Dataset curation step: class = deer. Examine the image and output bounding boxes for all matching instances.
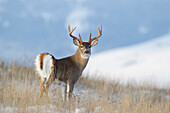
[34,24,102,101]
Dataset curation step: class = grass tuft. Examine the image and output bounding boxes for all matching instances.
[0,60,169,112]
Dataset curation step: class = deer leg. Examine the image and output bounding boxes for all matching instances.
[61,81,67,101]
[44,84,49,97]
[44,75,55,97]
[67,82,74,101]
[40,85,44,97]
[39,77,44,97]
[66,81,70,101]
[61,81,74,102]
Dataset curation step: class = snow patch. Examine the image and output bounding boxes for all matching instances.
[83,34,170,89]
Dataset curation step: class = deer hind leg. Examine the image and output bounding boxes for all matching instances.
[38,76,45,97]
[44,73,55,97]
[44,84,49,97]
[43,54,55,97]
[38,75,48,97]
[40,77,54,97]
[34,53,55,97]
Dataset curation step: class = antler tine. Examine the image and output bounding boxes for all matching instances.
[89,24,102,42]
[98,24,102,35]
[68,24,79,40]
[79,33,83,43]
[88,33,92,43]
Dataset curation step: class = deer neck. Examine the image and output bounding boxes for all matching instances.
[71,48,89,71]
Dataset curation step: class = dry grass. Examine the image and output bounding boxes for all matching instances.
[0,60,169,113]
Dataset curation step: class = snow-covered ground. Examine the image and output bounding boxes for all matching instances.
[83,34,170,89]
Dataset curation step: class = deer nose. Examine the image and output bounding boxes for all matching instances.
[84,51,90,54]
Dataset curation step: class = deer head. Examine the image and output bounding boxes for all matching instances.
[68,25,102,59]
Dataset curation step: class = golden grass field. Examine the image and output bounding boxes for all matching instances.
[0,60,169,113]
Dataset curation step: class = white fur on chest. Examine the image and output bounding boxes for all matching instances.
[81,54,90,59]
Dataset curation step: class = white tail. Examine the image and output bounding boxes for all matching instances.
[34,25,102,101]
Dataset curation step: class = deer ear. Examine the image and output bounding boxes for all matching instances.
[73,39,80,46]
[90,39,98,47]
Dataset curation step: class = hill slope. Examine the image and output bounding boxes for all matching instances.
[83,34,170,89]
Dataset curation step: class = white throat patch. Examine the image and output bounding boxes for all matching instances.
[81,54,90,59]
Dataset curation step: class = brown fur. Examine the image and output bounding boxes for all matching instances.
[35,25,102,100]
[35,48,89,99]
[54,48,89,83]
[52,48,89,100]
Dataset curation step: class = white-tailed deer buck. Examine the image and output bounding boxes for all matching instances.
[34,24,102,101]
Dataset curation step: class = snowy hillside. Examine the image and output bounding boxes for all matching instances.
[83,34,170,89]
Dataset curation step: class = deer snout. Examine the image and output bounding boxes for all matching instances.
[84,50,90,54]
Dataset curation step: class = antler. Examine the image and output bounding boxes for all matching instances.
[88,24,102,43]
[68,25,83,43]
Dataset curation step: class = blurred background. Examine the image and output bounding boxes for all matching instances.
[0,0,169,61]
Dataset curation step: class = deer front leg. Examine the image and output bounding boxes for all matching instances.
[67,81,74,101]
[61,81,74,102]
[61,81,67,101]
